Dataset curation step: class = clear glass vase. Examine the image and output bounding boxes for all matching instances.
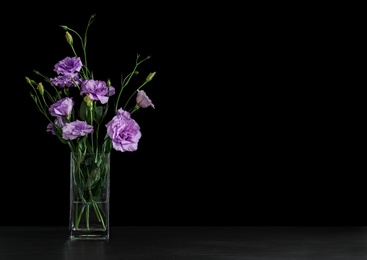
[69,152,110,241]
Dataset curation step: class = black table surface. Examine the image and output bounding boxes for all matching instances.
[1,226,367,259]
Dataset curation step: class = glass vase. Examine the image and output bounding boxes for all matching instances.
[69,152,110,241]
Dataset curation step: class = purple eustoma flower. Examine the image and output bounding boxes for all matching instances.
[54,57,83,75]
[80,80,116,104]
[136,90,155,108]
[46,117,67,135]
[62,120,94,140]
[50,57,83,88]
[49,97,74,117]
[50,74,82,88]
[106,108,141,152]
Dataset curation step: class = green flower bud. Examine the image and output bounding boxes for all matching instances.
[25,76,32,85]
[37,82,44,95]
[84,95,93,107]
[65,31,73,45]
[145,72,156,82]
[30,93,38,103]
[107,79,111,87]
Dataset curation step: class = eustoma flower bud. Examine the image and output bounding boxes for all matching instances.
[65,31,73,45]
[84,94,93,108]
[136,90,155,109]
[37,82,44,95]
[145,72,156,82]
[25,76,32,85]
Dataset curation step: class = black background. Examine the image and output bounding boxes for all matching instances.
[1,2,363,226]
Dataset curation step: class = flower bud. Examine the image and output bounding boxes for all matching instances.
[65,31,73,45]
[145,72,156,82]
[37,82,44,95]
[107,79,111,87]
[30,93,38,103]
[136,90,155,109]
[84,94,93,107]
[25,77,32,85]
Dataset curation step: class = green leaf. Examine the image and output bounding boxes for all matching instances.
[79,100,87,121]
[94,106,104,123]
[103,138,113,154]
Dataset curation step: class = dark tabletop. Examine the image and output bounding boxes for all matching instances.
[1,226,367,259]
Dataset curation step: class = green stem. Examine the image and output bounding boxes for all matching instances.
[86,204,90,230]
[116,54,151,112]
[89,189,106,230]
[93,201,106,230]
[75,204,85,229]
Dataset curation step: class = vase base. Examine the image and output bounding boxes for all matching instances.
[69,235,109,241]
[70,229,109,241]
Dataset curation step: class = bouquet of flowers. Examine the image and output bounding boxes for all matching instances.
[25,14,156,236]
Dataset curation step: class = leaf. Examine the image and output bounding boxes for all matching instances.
[79,100,87,121]
[103,138,113,154]
[94,106,104,123]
